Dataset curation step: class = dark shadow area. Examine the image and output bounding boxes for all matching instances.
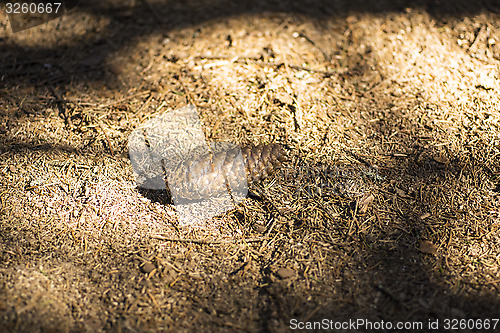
[268,149,500,326]
[137,187,174,205]
[0,0,499,90]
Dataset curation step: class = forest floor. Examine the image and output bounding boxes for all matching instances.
[0,0,500,332]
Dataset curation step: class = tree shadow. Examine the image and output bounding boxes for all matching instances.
[0,0,498,90]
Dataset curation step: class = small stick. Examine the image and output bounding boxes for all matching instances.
[177,76,196,105]
[195,55,338,76]
[297,31,330,62]
[98,122,114,155]
[50,87,73,127]
[343,148,373,168]
[152,235,264,244]
[250,182,281,230]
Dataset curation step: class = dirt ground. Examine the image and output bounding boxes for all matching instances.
[0,0,500,332]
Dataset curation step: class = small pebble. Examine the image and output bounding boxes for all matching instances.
[140,262,155,274]
[419,240,438,254]
[276,267,295,279]
[254,223,266,233]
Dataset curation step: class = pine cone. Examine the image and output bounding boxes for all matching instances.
[168,143,286,200]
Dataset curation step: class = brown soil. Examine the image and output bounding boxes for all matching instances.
[1,0,500,332]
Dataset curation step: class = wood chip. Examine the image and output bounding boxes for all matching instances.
[419,240,438,254]
[419,213,431,220]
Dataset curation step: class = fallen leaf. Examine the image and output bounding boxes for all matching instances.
[358,193,375,213]
[433,155,449,164]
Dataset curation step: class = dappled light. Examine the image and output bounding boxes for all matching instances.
[0,0,499,331]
